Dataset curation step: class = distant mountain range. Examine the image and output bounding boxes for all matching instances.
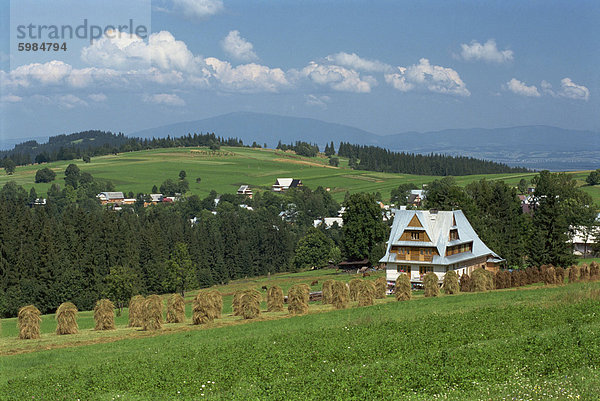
[132,112,600,171]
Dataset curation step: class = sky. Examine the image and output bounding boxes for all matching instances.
[0,0,599,146]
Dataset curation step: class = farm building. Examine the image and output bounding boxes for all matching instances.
[237,185,253,198]
[272,178,302,192]
[380,209,504,286]
[97,192,125,205]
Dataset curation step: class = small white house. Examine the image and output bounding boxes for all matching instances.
[380,209,504,287]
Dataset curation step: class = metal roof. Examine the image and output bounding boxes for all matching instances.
[379,209,503,265]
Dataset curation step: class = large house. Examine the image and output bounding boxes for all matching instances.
[272,178,302,192]
[380,209,504,286]
[97,192,125,205]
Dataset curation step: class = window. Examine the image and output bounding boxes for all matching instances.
[449,229,459,241]
[419,266,433,274]
[420,249,423,255]
[411,232,420,240]
[397,265,411,274]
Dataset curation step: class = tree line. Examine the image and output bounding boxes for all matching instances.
[337,142,528,175]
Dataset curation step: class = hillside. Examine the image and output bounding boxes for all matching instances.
[1,146,598,204]
[1,269,599,400]
[131,112,600,171]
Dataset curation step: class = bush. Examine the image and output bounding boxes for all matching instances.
[442,270,459,294]
[423,272,439,297]
[322,280,334,304]
[142,295,163,331]
[55,302,78,335]
[395,274,411,301]
[18,305,41,339]
[471,268,494,292]
[267,286,284,312]
[331,281,349,309]
[288,284,309,315]
[166,293,185,323]
[34,167,56,183]
[94,299,115,331]
[357,280,375,307]
[374,277,387,299]
[128,295,145,327]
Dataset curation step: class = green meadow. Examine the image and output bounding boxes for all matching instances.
[1,269,600,400]
[1,146,597,203]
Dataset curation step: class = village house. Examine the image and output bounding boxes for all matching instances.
[380,209,504,287]
[272,178,302,192]
[407,189,425,207]
[97,191,125,205]
[237,185,253,198]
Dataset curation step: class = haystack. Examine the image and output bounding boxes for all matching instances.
[288,284,309,315]
[208,290,223,319]
[349,278,362,301]
[94,299,115,331]
[471,268,494,292]
[442,270,460,294]
[374,277,387,299]
[239,290,261,319]
[166,293,185,323]
[395,274,411,301]
[193,291,215,324]
[423,272,439,297]
[544,266,556,285]
[590,262,599,280]
[321,280,334,304]
[580,264,590,281]
[555,266,565,285]
[142,294,163,331]
[232,291,244,316]
[331,280,349,309]
[568,265,580,283]
[459,273,472,292]
[55,302,78,335]
[128,295,145,327]
[267,285,284,312]
[357,280,375,307]
[18,305,41,339]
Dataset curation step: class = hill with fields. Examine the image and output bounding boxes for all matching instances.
[1,269,600,400]
[131,111,600,171]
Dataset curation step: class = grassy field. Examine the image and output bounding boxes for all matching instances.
[1,146,596,203]
[1,270,600,400]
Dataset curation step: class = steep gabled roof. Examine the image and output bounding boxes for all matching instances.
[379,209,502,265]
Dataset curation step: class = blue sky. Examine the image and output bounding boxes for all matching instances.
[1,0,598,145]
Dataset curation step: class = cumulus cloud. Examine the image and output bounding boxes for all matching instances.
[459,39,513,63]
[385,58,470,96]
[143,93,186,106]
[557,78,590,101]
[505,78,540,97]
[221,31,258,62]
[57,94,88,109]
[299,62,376,93]
[0,94,22,103]
[172,0,223,19]
[205,57,289,92]
[88,93,107,102]
[325,52,391,72]
[305,94,331,108]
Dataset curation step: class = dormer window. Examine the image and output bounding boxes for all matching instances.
[449,229,459,241]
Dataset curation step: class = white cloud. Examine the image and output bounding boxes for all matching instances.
[6,60,73,87]
[505,78,540,97]
[172,0,223,19]
[300,62,376,93]
[204,57,289,92]
[82,31,204,73]
[0,94,22,103]
[459,39,513,63]
[143,93,186,106]
[57,94,88,109]
[385,58,470,96]
[325,52,391,72]
[305,94,331,108]
[221,31,258,62]
[557,78,590,101]
[88,93,107,102]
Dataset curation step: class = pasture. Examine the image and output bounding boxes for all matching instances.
[1,269,600,400]
[1,146,596,203]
